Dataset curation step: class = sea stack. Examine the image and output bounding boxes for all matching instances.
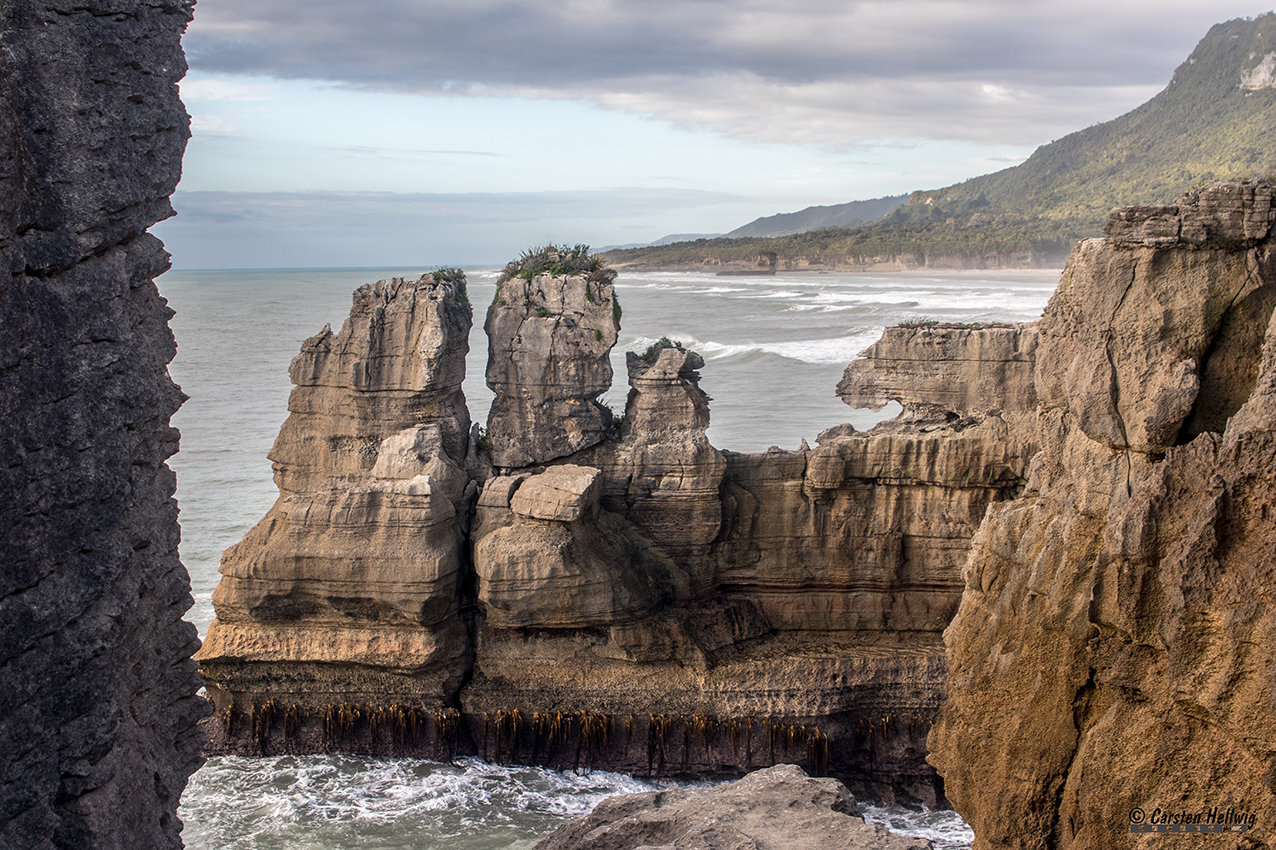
[196,273,476,753]
[484,247,621,468]
[197,245,1046,803]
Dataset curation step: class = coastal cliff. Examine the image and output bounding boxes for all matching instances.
[196,275,476,743]
[0,1,204,847]
[929,182,1276,848]
[199,185,1276,831]
[197,248,1039,802]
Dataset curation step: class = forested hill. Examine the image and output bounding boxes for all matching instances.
[911,13,1276,218]
[606,13,1276,271]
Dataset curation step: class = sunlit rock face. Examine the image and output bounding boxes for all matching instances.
[484,272,620,468]
[596,342,727,596]
[930,182,1276,850]
[199,241,1072,802]
[196,276,476,734]
[0,0,205,847]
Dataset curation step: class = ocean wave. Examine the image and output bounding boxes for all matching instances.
[762,333,884,364]
[180,754,968,850]
[180,755,682,850]
[860,802,973,850]
[617,331,885,366]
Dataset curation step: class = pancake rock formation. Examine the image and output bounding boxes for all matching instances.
[0,0,204,847]
[929,182,1276,849]
[196,274,476,747]
[199,245,1043,804]
[485,266,620,467]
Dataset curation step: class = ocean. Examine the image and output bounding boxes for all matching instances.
[160,265,1060,849]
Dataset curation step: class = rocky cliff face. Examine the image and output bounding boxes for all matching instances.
[199,262,1039,803]
[196,276,475,743]
[929,182,1276,848]
[0,1,203,848]
[485,271,619,467]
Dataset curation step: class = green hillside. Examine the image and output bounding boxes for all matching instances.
[918,13,1276,218]
[608,14,1276,270]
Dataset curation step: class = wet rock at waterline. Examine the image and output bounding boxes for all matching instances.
[534,764,932,850]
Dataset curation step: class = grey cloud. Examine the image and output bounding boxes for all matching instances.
[183,1,1273,146]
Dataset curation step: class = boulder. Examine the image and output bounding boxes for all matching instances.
[534,764,931,850]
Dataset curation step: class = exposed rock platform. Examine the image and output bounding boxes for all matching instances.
[534,764,931,850]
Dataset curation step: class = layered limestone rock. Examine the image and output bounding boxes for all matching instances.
[535,764,931,850]
[0,1,205,847]
[200,249,1041,802]
[485,271,620,467]
[273,275,473,493]
[929,182,1276,849]
[466,295,1039,800]
[473,464,690,629]
[196,275,475,751]
[838,323,1038,417]
[598,341,727,595]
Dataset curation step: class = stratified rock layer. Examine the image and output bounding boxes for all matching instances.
[0,0,204,847]
[196,276,475,744]
[599,343,727,595]
[929,182,1276,849]
[535,764,932,850]
[839,323,1038,417]
[485,272,620,467]
[202,260,1042,802]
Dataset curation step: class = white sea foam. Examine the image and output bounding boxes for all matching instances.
[181,755,970,850]
[180,756,700,850]
[860,802,974,850]
[761,332,884,365]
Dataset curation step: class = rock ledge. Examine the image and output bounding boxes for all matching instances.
[534,764,931,850]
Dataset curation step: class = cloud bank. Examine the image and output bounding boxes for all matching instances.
[184,0,1273,147]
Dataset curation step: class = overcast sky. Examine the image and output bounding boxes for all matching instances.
[153,1,1276,269]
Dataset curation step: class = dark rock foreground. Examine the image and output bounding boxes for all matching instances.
[0,0,204,847]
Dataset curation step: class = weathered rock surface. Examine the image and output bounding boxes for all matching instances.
[473,464,689,629]
[839,323,1038,417]
[485,272,620,467]
[273,276,473,493]
[200,256,1048,803]
[196,276,475,744]
[0,0,204,847]
[595,342,728,596]
[534,764,931,850]
[929,182,1276,849]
